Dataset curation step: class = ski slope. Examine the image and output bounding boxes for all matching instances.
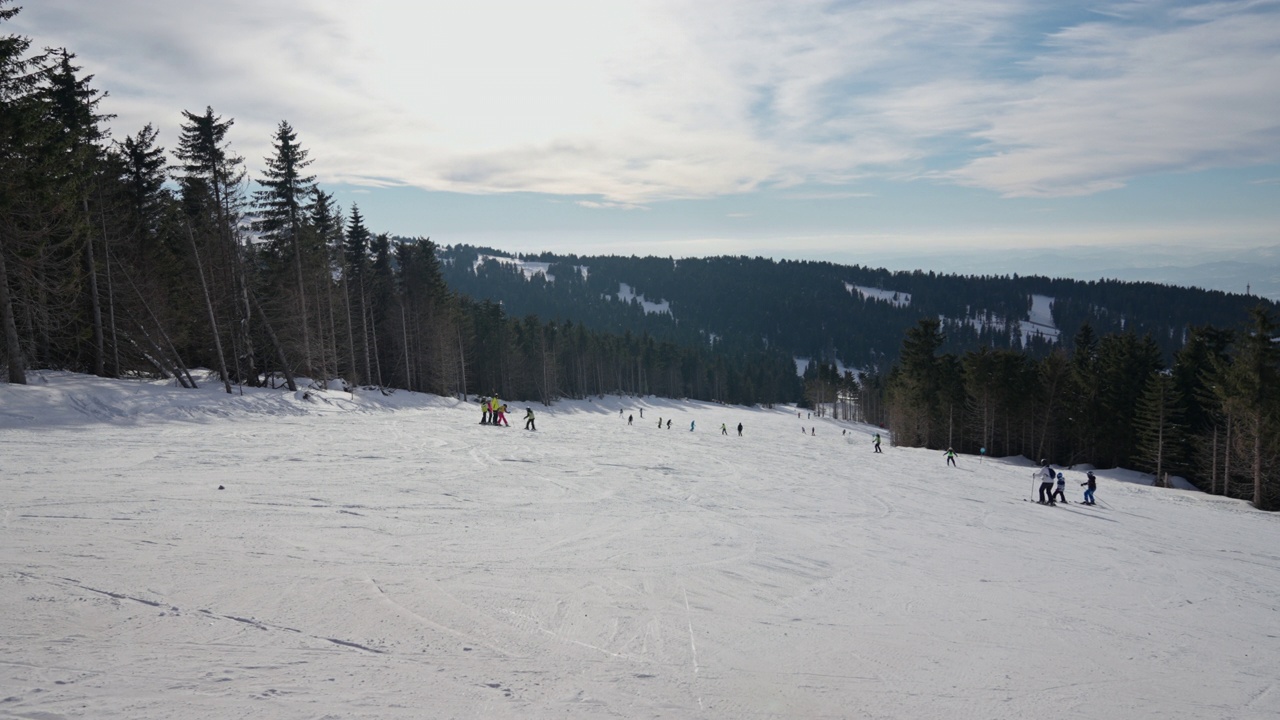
[2,373,1279,719]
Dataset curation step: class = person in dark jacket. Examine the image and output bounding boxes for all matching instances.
[1081,471,1097,505]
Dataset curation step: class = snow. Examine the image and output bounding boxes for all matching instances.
[1020,293,1061,342]
[847,283,912,307]
[4,372,1280,719]
[474,254,587,284]
[615,282,672,316]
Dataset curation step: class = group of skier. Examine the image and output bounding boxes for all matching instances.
[1035,460,1098,506]
[478,395,536,431]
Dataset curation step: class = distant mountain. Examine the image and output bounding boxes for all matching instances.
[871,244,1280,301]
[433,244,1276,372]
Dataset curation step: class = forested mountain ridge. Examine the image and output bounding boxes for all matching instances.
[434,244,1275,370]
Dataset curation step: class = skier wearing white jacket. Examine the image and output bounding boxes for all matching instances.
[1036,462,1056,505]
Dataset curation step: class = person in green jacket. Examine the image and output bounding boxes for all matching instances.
[945,447,957,467]
[524,408,536,431]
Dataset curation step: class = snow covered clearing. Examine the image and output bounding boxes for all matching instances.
[847,283,912,308]
[1021,293,1061,342]
[474,255,586,283]
[3,373,1279,719]
[615,283,672,316]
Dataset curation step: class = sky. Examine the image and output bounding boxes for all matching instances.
[4,371,1280,718]
[12,0,1280,279]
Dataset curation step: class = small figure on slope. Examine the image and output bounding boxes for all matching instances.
[737,422,743,436]
[524,408,536,431]
[945,447,957,467]
[721,423,727,435]
[1051,472,1068,504]
[873,433,882,453]
[1081,471,1097,505]
[690,420,696,432]
[628,414,633,426]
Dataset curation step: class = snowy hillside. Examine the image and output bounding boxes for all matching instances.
[3,374,1279,719]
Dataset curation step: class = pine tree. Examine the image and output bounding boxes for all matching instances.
[252,120,317,376]
[1134,370,1186,486]
[1217,307,1280,509]
[0,0,50,383]
[174,107,244,392]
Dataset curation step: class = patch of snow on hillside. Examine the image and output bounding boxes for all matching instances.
[616,282,672,315]
[1020,294,1060,342]
[847,282,911,307]
[474,254,555,282]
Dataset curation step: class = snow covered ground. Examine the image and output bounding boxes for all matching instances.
[3,373,1279,719]
[615,283,672,316]
[846,283,912,308]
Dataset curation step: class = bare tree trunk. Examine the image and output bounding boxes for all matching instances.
[400,301,411,390]
[249,290,298,392]
[341,272,358,386]
[0,241,27,384]
[292,230,311,377]
[82,204,105,377]
[1224,412,1233,499]
[97,199,120,377]
[186,222,233,394]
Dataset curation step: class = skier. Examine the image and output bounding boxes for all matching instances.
[873,433,882,453]
[524,408,536,431]
[737,422,743,436]
[666,419,672,429]
[945,447,957,467]
[628,414,633,426]
[658,417,663,429]
[810,427,815,436]
[480,396,490,425]
[1051,472,1068,503]
[690,420,696,432]
[639,408,644,419]
[497,403,510,427]
[721,423,727,435]
[1081,471,1097,505]
[1035,461,1055,504]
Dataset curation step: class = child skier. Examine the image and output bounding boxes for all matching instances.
[1051,472,1067,503]
[496,403,510,427]
[945,447,957,467]
[873,433,882,453]
[523,408,536,431]
[721,423,727,435]
[1081,471,1097,505]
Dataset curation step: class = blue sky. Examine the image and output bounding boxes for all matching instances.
[13,0,1280,275]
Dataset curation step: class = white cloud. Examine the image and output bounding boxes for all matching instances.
[13,0,1280,202]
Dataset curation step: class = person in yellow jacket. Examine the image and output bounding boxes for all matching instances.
[524,407,536,431]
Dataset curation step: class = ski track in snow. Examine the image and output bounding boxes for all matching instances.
[2,373,1280,719]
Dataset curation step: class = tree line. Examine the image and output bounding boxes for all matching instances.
[0,4,799,408]
[877,315,1279,511]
